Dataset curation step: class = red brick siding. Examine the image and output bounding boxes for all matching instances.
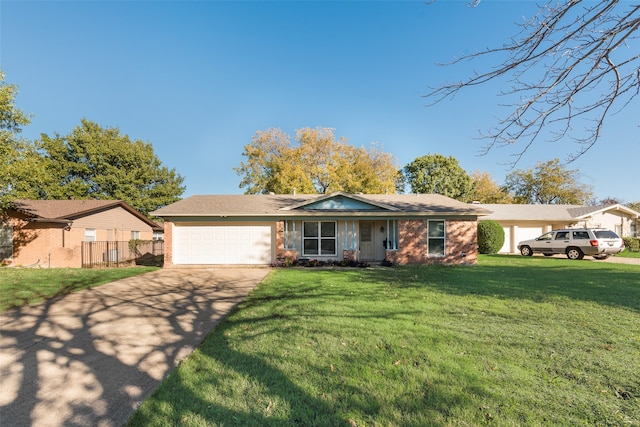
[3,209,155,268]
[275,221,298,261]
[385,219,478,265]
[163,221,174,267]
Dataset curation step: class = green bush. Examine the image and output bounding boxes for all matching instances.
[477,220,505,254]
[623,237,640,252]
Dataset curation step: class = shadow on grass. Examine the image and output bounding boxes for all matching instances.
[129,310,487,427]
[128,270,497,427]
[0,268,268,427]
[129,259,639,425]
[371,255,640,313]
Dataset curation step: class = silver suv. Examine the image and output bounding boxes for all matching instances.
[518,228,625,260]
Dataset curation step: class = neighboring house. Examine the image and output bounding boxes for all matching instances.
[150,192,491,267]
[477,203,640,254]
[1,200,162,268]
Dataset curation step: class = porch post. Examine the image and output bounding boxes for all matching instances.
[352,220,356,251]
[344,221,348,250]
[284,220,289,249]
[292,221,296,249]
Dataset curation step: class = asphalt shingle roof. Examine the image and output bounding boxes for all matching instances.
[152,193,492,217]
[11,199,162,230]
[12,199,125,219]
[476,203,640,221]
[476,204,579,221]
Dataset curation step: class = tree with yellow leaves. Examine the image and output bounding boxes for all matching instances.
[235,127,399,194]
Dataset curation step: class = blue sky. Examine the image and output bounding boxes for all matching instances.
[2,1,638,203]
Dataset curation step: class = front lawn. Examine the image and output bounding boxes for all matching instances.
[128,255,640,426]
[618,250,640,258]
[0,266,158,312]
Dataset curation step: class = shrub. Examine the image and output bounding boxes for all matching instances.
[477,220,505,254]
[623,237,640,252]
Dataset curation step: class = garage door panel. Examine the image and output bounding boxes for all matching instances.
[173,225,272,265]
[515,227,544,252]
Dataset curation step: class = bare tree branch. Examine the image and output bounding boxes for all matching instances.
[426,0,640,165]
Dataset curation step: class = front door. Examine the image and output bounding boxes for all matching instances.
[359,222,374,260]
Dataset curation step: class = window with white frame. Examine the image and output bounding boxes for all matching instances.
[284,220,297,250]
[384,220,399,250]
[85,228,96,242]
[131,230,140,240]
[427,220,445,256]
[0,226,13,259]
[303,221,336,256]
[153,231,164,241]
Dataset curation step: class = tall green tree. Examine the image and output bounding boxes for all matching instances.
[503,158,593,204]
[627,201,640,212]
[33,119,185,216]
[403,153,473,201]
[235,127,399,194]
[0,70,33,209]
[469,170,513,204]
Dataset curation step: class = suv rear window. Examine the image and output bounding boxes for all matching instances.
[594,230,619,239]
[572,231,590,240]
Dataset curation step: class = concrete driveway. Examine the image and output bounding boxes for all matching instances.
[0,267,270,427]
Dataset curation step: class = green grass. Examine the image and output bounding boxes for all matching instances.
[618,250,640,258]
[129,256,639,426]
[0,266,158,312]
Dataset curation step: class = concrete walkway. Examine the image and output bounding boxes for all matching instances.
[0,268,270,427]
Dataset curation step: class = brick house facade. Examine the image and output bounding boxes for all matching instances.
[154,193,489,267]
[272,218,478,266]
[1,200,161,268]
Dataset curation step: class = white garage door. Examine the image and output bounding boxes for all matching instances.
[173,225,272,265]
[516,227,544,246]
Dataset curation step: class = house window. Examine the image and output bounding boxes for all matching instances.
[0,226,13,259]
[284,220,297,250]
[85,228,96,242]
[303,221,336,256]
[131,231,140,240]
[427,220,445,257]
[153,231,164,241]
[384,220,399,250]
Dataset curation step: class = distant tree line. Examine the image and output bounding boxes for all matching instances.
[2,71,636,214]
[236,126,633,207]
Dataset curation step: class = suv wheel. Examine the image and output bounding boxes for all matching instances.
[566,247,584,260]
[520,246,533,257]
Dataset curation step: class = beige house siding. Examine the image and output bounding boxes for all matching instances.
[574,210,635,237]
[73,206,155,241]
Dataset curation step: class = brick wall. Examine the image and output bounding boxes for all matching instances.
[385,219,478,265]
[4,209,157,268]
[163,221,174,267]
[275,220,298,261]
[4,217,81,268]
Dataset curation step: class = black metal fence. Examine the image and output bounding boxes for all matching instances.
[81,240,164,268]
